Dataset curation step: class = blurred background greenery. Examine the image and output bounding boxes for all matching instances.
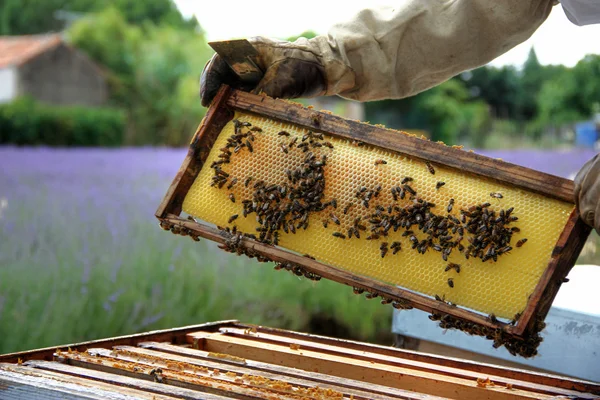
[1,0,599,147]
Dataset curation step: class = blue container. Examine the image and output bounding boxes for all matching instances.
[575,121,598,148]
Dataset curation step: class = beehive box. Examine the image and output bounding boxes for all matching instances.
[1,321,599,399]
[156,86,591,357]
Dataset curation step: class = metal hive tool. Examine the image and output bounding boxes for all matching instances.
[156,86,591,358]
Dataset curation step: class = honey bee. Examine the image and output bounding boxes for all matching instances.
[401,177,413,184]
[323,141,334,149]
[516,238,528,247]
[228,214,238,223]
[447,199,455,213]
[250,126,262,132]
[510,227,520,233]
[330,213,341,225]
[278,130,290,136]
[322,219,329,228]
[226,178,238,190]
[149,368,165,383]
[445,263,461,273]
[374,159,387,166]
[332,232,346,239]
[425,161,435,174]
[343,202,354,215]
[280,144,289,154]
[380,242,389,258]
[353,287,365,294]
[403,184,416,196]
[436,181,446,190]
[246,140,253,152]
[490,192,503,199]
[390,241,402,254]
[244,176,253,187]
[447,278,454,288]
[229,193,235,203]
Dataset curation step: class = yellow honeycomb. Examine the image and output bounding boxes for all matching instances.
[182,111,573,319]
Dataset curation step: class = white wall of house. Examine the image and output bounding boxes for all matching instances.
[0,67,17,103]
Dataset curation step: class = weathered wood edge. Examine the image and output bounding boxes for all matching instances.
[135,342,445,400]
[162,216,517,335]
[215,327,595,399]
[190,332,557,400]
[230,323,600,395]
[516,211,592,336]
[102,345,405,400]
[0,320,239,364]
[226,90,574,203]
[155,85,234,218]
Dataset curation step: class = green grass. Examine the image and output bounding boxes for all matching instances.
[0,185,393,355]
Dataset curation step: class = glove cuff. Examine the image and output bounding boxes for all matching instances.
[250,36,356,97]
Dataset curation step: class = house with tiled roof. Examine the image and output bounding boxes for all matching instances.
[0,34,108,106]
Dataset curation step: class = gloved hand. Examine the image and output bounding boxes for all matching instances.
[574,154,600,234]
[200,37,329,107]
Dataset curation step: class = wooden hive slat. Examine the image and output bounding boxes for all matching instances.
[0,321,598,399]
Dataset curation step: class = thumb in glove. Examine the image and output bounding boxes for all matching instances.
[574,153,600,234]
[200,37,327,107]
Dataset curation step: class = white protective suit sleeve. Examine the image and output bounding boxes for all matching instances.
[560,0,600,26]
[306,0,555,102]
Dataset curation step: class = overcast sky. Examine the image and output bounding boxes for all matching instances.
[174,0,600,68]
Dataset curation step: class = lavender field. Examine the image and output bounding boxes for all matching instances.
[0,147,597,354]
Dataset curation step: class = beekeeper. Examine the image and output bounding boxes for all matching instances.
[200,0,600,234]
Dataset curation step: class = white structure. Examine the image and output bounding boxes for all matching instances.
[0,34,107,106]
[392,265,600,382]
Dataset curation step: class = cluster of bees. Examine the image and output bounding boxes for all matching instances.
[429,309,545,358]
[327,173,525,265]
[210,119,334,247]
[208,119,528,295]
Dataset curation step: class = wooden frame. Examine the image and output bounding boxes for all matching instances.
[2,321,598,398]
[156,86,591,348]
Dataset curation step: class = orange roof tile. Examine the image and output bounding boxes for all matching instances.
[0,34,62,68]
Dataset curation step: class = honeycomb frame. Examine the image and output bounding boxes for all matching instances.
[156,86,591,350]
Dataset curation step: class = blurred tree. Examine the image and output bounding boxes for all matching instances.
[132,25,211,145]
[461,65,521,119]
[68,7,211,145]
[68,7,142,105]
[533,54,600,134]
[519,48,543,120]
[365,78,490,144]
[0,0,197,35]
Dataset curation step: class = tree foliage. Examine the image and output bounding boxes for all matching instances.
[367,48,600,147]
[68,7,211,145]
[0,0,196,35]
